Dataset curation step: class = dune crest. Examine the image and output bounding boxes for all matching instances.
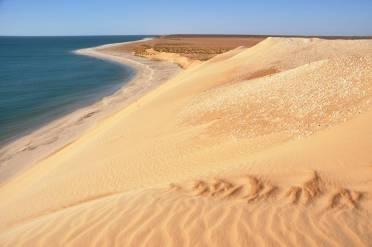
[0,169,370,246]
[0,37,371,246]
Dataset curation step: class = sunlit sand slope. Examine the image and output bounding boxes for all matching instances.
[0,38,371,246]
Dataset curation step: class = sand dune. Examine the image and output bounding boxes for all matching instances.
[0,37,371,246]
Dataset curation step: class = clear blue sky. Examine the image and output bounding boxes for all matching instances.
[0,0,371,36]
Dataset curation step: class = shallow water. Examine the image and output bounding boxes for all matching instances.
[0,35,149,144]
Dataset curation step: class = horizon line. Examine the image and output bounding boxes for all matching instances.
[1,34,372,39]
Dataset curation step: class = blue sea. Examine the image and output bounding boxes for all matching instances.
[0,35,149,144]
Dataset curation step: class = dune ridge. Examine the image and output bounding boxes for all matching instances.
[0,37,371,246]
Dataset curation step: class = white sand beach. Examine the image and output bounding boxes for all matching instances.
[0,40,180,183]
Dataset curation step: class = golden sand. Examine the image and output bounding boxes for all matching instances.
[0,37,371,246]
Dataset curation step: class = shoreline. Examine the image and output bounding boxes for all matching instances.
[0,39,181,184]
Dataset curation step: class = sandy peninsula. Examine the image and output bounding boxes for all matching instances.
[0,36,371,246]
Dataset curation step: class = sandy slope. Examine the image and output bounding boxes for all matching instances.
[0,37,371,246]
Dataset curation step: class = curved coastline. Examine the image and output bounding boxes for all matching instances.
[0,39,181,184]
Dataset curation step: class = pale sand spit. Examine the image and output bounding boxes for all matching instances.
[0,37,371,246]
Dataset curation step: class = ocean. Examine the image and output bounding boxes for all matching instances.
[0,35,149,144]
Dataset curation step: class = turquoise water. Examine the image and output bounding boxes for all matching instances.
[0,36,149,144]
